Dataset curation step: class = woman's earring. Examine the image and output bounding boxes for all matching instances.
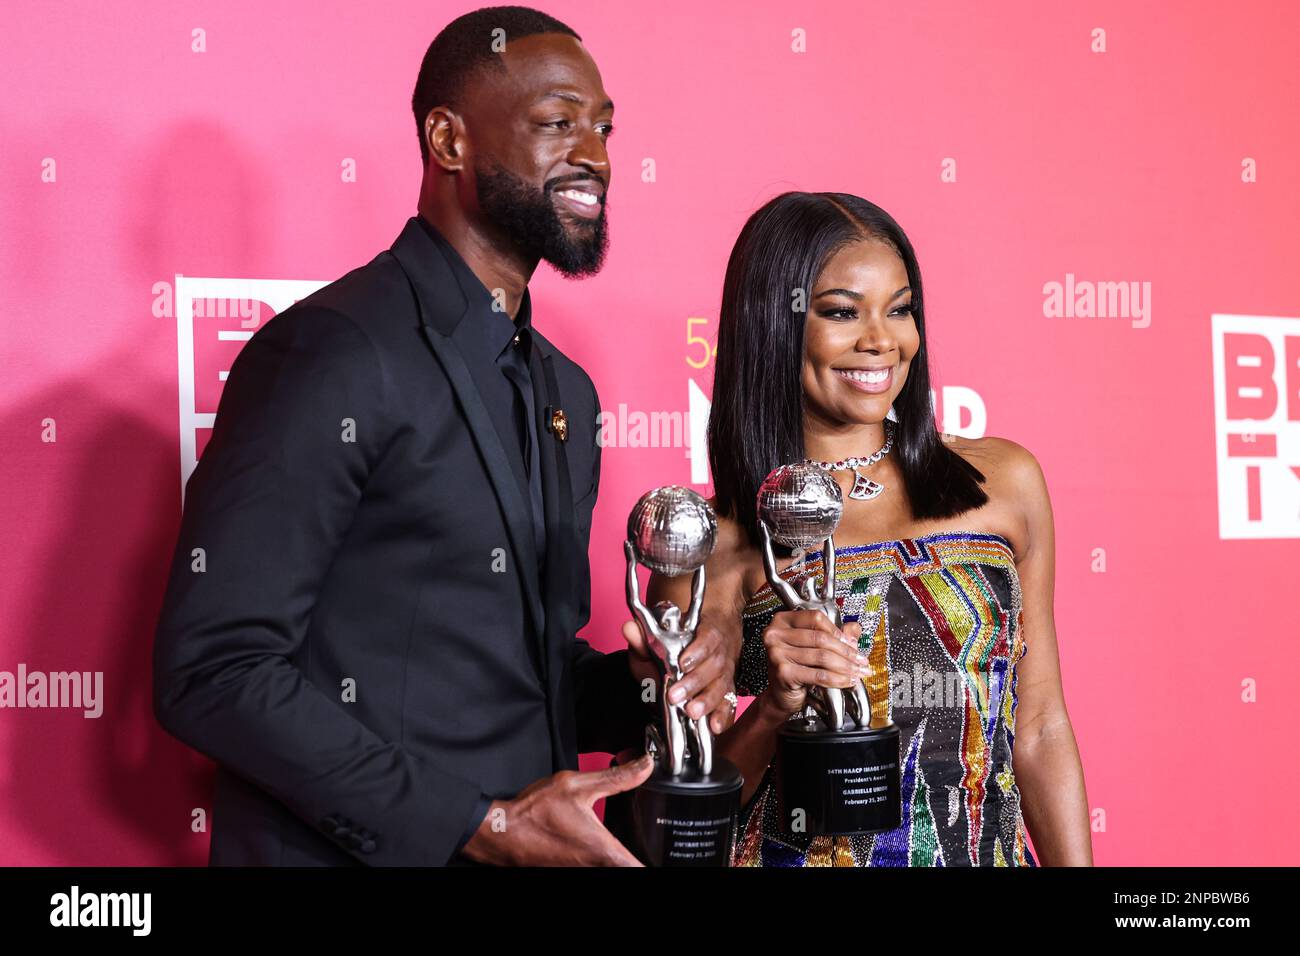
[886,405,899,422]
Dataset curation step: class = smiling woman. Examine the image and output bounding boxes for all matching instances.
[648,192,1093,867]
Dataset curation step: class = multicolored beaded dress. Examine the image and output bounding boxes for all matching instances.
[732,530,1038,867]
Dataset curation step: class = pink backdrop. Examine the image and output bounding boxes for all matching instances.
[2,0,1298,865]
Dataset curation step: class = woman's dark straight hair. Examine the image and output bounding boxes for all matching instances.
[707,191,989,550]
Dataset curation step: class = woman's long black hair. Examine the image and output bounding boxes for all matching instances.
[707,191,989,549]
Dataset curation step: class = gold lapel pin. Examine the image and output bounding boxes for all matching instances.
[549,407,568,443]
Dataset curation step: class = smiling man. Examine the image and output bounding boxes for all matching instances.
[152,5,737,867]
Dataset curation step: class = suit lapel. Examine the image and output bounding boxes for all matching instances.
[388,218,547,653]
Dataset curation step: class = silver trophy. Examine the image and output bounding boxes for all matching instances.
[756,463,872,730]
[606,485,743,866]
[625,486,718,776]
[756,463,902,836]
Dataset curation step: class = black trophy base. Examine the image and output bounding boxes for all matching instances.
[605,758,743,867]
[775,717,902,837]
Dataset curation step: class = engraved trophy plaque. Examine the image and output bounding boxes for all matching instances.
[604,486,744,866]
[757,463,902,836]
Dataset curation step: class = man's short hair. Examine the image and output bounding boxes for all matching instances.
[411,5,582,166]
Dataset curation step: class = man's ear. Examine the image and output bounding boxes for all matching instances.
[424,106,466,173]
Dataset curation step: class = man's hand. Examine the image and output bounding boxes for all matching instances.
[459,755,654,866]
[622,619,738,735]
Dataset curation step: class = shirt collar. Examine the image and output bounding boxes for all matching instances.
[416,213,534,363]
[511,289,534,362]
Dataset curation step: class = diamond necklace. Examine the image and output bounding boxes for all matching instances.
[800,418,896,501]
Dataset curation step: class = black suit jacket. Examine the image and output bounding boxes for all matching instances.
[152,216,647,866]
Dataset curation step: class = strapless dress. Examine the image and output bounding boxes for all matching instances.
[732,530,1037,867]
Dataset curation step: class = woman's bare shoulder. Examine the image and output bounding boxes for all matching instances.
[942,434,1050,554]
[942,432,1007,462]
[942,433,1038,481]
[705,496,765,606]
[704,495,743,546]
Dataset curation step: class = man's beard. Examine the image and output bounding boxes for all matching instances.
[475,162,609,278]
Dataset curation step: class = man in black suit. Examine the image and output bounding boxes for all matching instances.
[152,6,737,866]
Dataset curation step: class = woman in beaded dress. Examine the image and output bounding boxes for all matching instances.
[645,192,1091,866]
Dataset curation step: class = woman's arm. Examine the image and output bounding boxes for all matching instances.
[717,691,789,806]
[1001,441,1093,866]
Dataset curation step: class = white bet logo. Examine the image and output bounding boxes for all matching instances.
[1211,314,1300,538]
[174,275,327,504]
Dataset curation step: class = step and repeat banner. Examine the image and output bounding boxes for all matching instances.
[1,0,1297,866]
